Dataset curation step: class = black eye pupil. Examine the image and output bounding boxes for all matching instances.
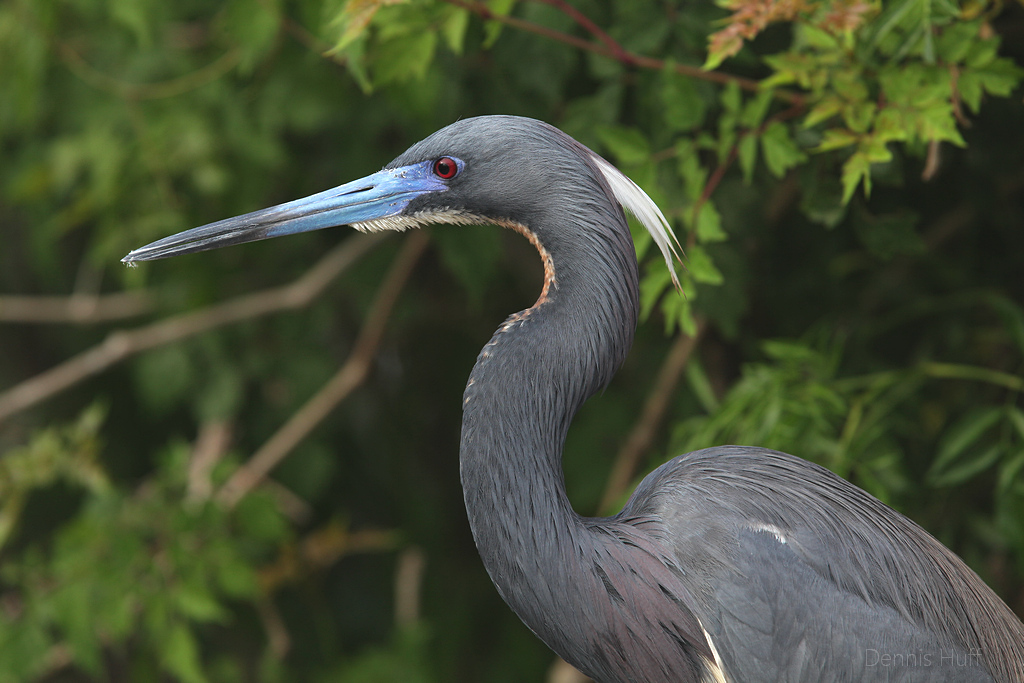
[434,157,457,179]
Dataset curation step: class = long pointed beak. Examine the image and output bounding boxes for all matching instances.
[122,162,445,264]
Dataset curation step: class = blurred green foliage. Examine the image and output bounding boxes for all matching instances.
[0,0,1022,681]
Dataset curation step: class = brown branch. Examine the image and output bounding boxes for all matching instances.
[0,234,384,424]
[443,0,804,105]
[256,598,291,659]
[922,139,942,182]
[693,143,741,240]
[0,292,155,324]
[597,319,706,512]
[394,546,427,628]
[259,479,314,523]
[186,420,233,503]
[216,230,430,508]
[258,520,400,594]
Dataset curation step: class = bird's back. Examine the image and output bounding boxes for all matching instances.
[622,445,1024,682]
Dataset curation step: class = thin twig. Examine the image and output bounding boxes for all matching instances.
[394,546,427,628]
[0,292,155,324]
[186,420,233,503]
[443,0,804,105]
[216,230,430,507]
[258,521,400,594]
[597,319,706,512]
[531,0,631,63]
[693,103,806,229]
[256,598,292,659]
[922,139,942,181]
[0,234,383,424]
[260,479,315,524]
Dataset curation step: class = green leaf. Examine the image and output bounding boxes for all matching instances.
[737,133,758,184]
[739,90,773,129]
[799,165,846,228]
[483,0,516,47]
[930,444,1003,487]
[936,20,981,63]
[720,81,741,115]
[842,101,877,134]
[760,121,807,178]
[928,407,1003,486]
[662,285,697,336]
[639,264,673,323]
[342,42,374,93]
[373,31,437,84]
[687,244,724,285]
[863,0,918,53]
[161,623,207,683]
[815,129,859,152]
[804,97,844,128]
[596,126,651,166]
[234,493,289,546]
[841,151,872,203]
[957,71,983,113]
[960,58,1024,113]
[696,201,727,242]
[799,24,841,50]
[686,356,720,413]
[197,367,243,420]
[676,139,708,201]
[860,135,893,164]
[1009,407,1024,440]
[134,345,196,415]
[965,37,999,69]
[918,103,965,146]
[329,0,392,51]
[873,109,910,143]
[109,0,155,47]
[175,585,228,623]
[223,0,280,69]
[661,67,708,132]
[441,8,471,53]
[998,447,1024,493]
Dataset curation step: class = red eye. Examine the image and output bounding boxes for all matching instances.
[433,157,459,179]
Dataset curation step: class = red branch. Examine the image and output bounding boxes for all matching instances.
[531,0,632,64]
[443,0,805,105]
[693,103,807,229]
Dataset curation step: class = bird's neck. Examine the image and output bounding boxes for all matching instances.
[458,216,639,657]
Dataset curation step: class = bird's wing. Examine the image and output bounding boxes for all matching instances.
[630,445,1016,683]
[708,526,994,683]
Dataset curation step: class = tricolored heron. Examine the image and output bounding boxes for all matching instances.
[125,116,1024,682]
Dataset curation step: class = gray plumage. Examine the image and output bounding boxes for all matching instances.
[123,115,1024,683]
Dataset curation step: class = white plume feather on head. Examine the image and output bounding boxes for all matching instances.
[590,153,682,289]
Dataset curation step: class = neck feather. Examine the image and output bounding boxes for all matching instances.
[457,208,712,683]
[458,210,638,650]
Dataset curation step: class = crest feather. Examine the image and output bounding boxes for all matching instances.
[591,154,682,288]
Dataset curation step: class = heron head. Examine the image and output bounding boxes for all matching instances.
[122,116,679,284]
